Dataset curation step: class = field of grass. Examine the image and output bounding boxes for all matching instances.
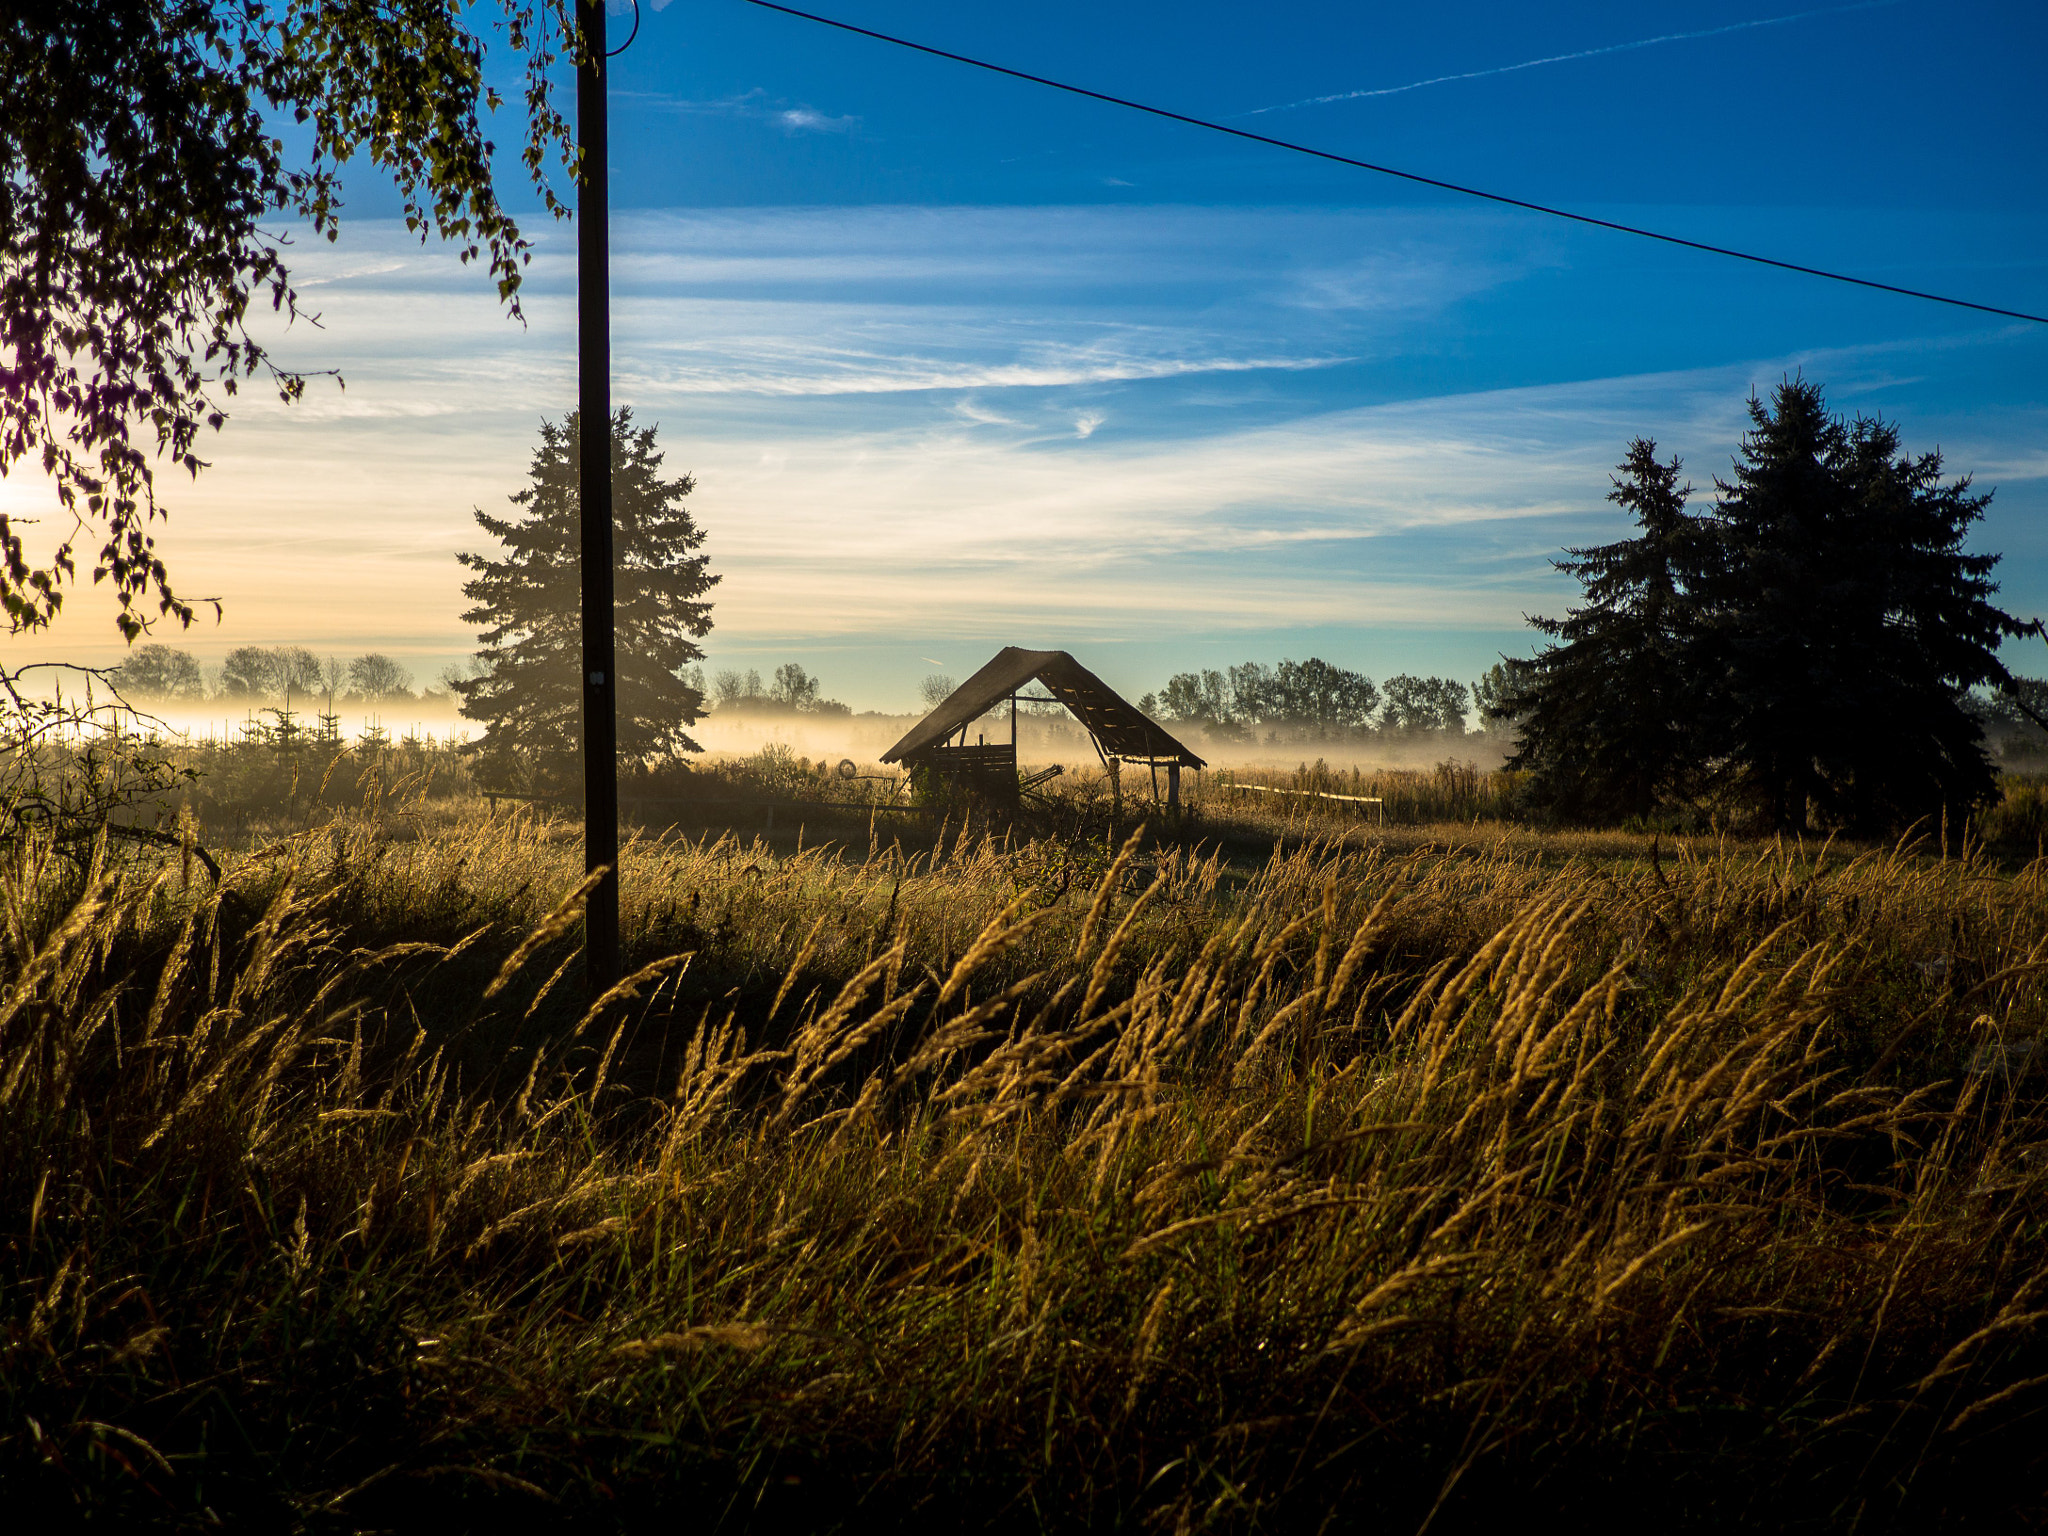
[6,779,2048,1529]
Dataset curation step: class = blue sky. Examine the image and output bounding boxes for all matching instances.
[15,0,2047,712]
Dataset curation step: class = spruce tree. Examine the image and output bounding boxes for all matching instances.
[1505,439,1710,821]
[454,410,717,787]
[1704,379,2022,830]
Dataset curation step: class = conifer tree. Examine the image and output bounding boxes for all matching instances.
[453,411,717,786]
[1508,383,2035,831]
[1703,379,2022,830]
[1505,439,1711,821]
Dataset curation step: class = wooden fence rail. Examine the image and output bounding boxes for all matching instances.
[1218,783,1386,825]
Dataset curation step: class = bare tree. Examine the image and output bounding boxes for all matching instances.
[347,653,415,702]
[218,644,321,702]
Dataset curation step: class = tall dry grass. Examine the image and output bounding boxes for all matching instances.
[4,811,2048,1529]
[1202,756,1515,826]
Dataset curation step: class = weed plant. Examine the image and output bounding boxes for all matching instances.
[4,811,2048,1529]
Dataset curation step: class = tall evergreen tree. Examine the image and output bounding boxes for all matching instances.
[1704,379,2022,830]
[1505,439,1710,821]
[453,411,717,786]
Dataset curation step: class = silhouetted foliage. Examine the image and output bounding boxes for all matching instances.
[1701,380,2023,831]
[1276,658,1385,732]
[1505,439,1710,821]
[1469,662,1518,730]
[713,669,762,709]
[772,663,820,711]
[345,653,415,703]
[218,644,321,702]
[1,1,582,637]
[114,643,203,700]
[453,411,716,786]
[1153,669,1231,726]
[1147,658,1381,735]
[710,662,848,716]
[1379,675,1468,735]
[1506,382,2034,831]
[0,660,201,871]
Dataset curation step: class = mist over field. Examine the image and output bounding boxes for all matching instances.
[691,706,1512,774]
[104,695,1511,779]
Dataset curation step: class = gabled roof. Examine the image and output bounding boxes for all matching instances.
[883,647,1205,768]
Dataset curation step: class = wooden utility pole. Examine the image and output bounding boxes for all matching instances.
[577,0,619,992]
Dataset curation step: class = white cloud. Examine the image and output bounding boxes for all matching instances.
[952,398,1017,426]
[1973,449,2048,483]
[12,204,2043,706]
[617,330,1346,397]
[777,107,858,134]
[615,89,858,135]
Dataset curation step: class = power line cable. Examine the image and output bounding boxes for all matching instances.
[736,0,2048,327]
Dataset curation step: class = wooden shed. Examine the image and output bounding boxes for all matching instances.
[882,646,1204,809]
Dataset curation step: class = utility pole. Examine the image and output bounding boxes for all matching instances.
[577,0,620,993]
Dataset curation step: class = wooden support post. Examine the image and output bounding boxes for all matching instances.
[1167,762,1180,809]
[577,0,618,995]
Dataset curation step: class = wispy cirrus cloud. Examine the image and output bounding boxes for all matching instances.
[1244,0,1905,115]
[620,333,1348,397]
[951,398,1017,427]
[11,202,2041,703]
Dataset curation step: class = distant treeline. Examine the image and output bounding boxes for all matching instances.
[708,663,852,717]
[115,644,439,706]
[115,644,864,723]
[1137,659,1490,740]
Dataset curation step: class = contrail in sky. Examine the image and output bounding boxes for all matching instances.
[1242,1,1905,116]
